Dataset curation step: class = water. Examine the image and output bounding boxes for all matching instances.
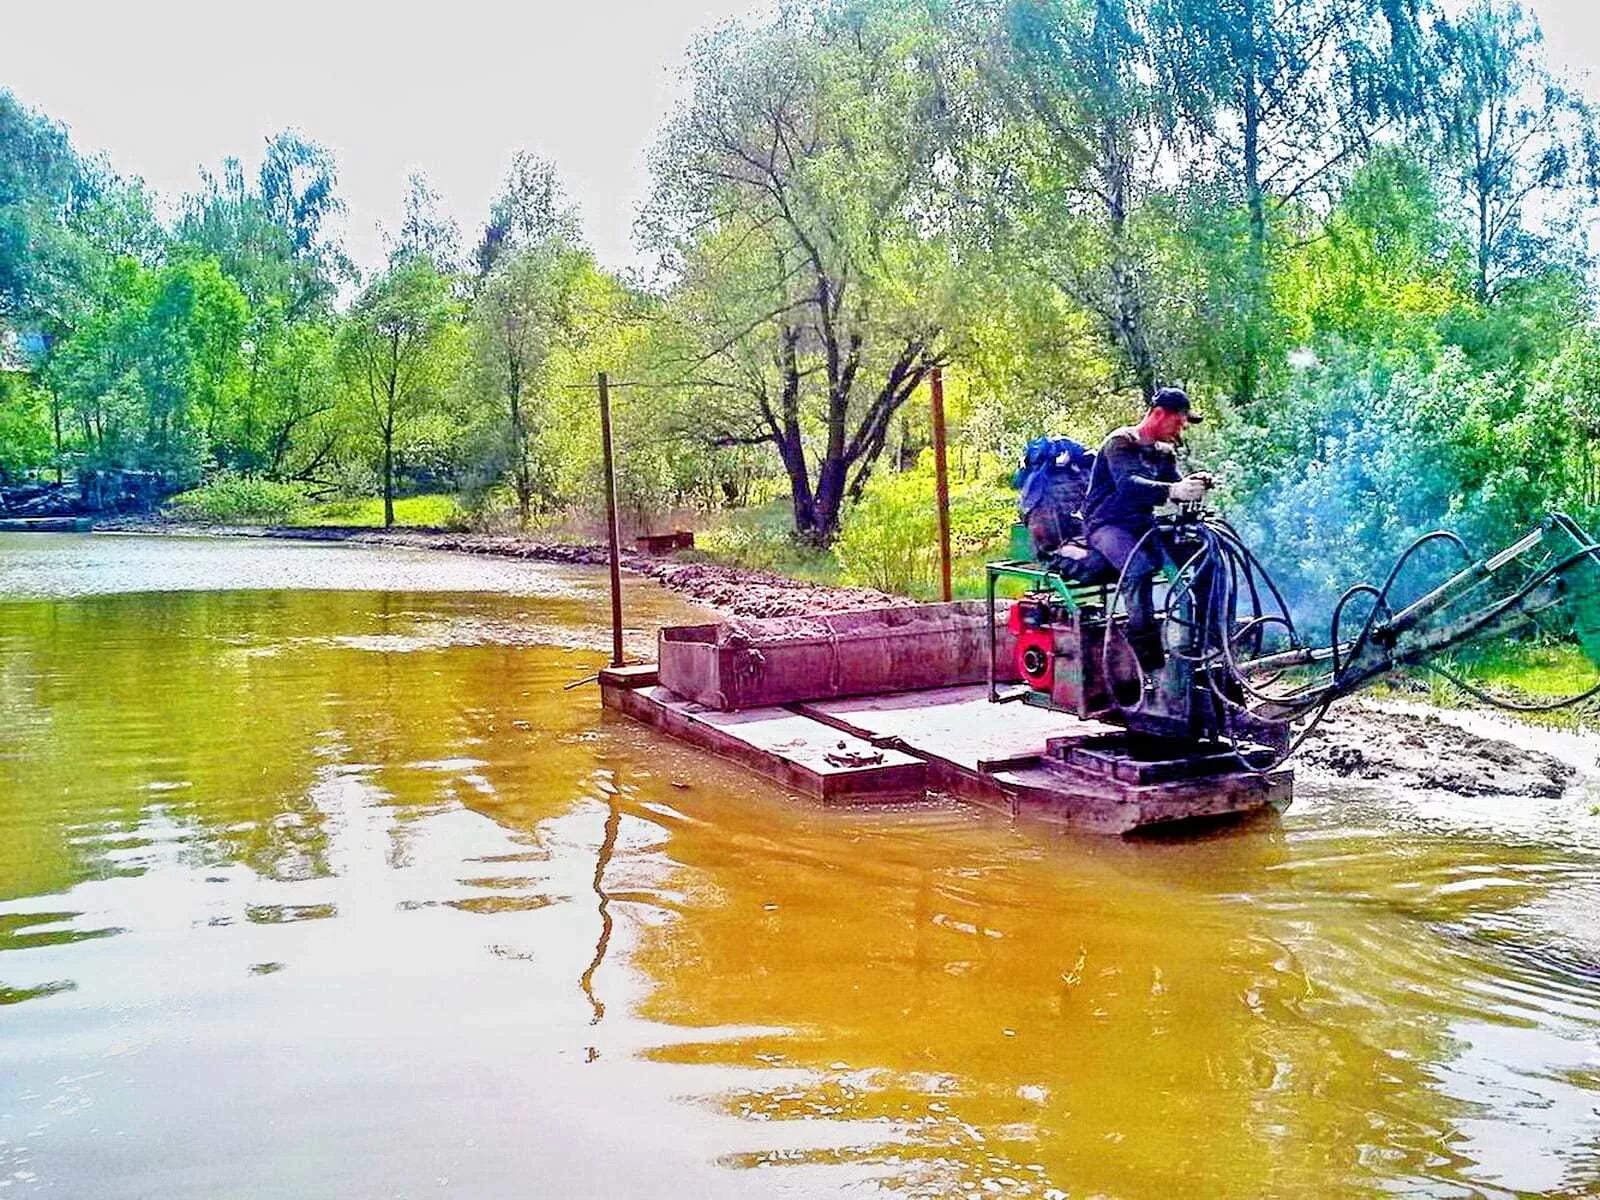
[2,533,1598,1199]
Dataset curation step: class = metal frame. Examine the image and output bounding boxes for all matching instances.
[985,560,1114,703]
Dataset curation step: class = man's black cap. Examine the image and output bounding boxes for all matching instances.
[1151,386,1202,422]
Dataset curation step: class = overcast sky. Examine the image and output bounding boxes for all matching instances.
[1,0,1596,280]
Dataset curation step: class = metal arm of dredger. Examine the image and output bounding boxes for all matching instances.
[1237,515,1600,715]
[1125,511,1600,766]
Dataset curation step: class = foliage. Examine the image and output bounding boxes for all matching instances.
[290,492,465,529]
[692,501,842,581]
[167,474,309,524]
[460,235,591,524]
[0,375,52,476]
[45,255,249,484]
[835,454,1016,595]
[639,0,968,543]
[335,256,461,526]
[1429,0,1600,304]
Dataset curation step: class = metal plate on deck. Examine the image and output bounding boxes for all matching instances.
[602,683,926,802]
[800,684,1117,772]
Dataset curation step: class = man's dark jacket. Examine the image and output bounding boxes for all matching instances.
[1083,426,1180,536]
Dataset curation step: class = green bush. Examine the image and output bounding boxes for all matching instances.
[167,476,310,525]
[836,458,1017,596]
[835,470,939,594]
[289,493,467,528]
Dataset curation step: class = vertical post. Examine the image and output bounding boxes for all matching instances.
[929,366,953,603]
[598,371,624,668]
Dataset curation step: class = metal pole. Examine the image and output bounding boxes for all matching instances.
[930,366,953,603]
[598,371,625,668]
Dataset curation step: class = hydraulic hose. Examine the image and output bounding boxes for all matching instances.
[1130,513,1600,772]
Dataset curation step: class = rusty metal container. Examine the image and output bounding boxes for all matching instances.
[658,601,1019,711]
[634,530,695,554]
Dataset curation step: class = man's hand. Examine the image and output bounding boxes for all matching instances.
[1168,474,1213,502]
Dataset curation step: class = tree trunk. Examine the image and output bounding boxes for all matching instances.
[1240,43,1266,407]
[508,355,532,529]
[383,432,395,528]
[778,428,819,540]
[810,456,849,545]
[52,394,63,485]
[897,414,917,471]
[1102,111,1156,399]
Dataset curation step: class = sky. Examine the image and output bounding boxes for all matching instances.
[0,0,767,277]
[1,0,1598,281]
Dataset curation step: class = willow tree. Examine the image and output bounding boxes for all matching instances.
[979,0,1171,399]
[641,0,964,544]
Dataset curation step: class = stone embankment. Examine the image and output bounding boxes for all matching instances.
[260,526,913,619]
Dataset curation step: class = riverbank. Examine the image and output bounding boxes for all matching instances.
[105,521,912,619]
[95,521,1598,803]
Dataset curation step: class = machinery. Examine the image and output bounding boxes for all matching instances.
[987,508,1600,772]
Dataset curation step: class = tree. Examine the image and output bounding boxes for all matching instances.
[1149,0,1426,403]
[642,1,962,543]
[247,320,341,482]
[177,133,350,476]
[1429,0,1599,305]
[390,172,461,274]
[473,152,582,278]
[46,256,248,482]
[464,241,589,525]
[336,256,458,526]
[139,258,249,474]
[0,90,84,325]
[980,0,1170,398]
[258,130,351,309]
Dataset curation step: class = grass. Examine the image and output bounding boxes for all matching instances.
[685,500,844,585]
[1465,641,1598,698]
[288,493,466,529]
[1403,640,1600,728]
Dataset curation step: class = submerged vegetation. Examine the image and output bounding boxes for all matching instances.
[1,0,1597,689]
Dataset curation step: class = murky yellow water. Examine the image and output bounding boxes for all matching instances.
[3,533,1599,1198]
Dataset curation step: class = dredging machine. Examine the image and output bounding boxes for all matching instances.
[601,509,1600,834]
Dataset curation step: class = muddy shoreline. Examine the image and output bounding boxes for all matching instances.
[99,521,1596,800]
[107,522,911,620]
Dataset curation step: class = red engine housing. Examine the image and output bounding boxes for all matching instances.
[1008,599,1056,691]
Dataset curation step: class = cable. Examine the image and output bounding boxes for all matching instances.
[1125,513,1600,773]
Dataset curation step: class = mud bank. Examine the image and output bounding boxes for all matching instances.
[1300,702,1580,798]
[294,528,910,618]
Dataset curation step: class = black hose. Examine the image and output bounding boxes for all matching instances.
[1144,516,1598,772]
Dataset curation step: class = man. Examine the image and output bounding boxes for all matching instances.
[1083,387,1215,671]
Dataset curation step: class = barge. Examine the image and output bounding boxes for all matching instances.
[600,600,1291,836]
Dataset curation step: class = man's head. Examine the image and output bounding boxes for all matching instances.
[1142,387,1202,441]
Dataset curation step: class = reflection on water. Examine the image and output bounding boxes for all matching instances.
[1,534,1598,1198]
